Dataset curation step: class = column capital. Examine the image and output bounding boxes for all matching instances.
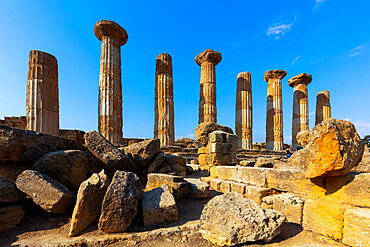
[195,49,222,66]
[288,73,312,87]
[237,71,251,80]
[317,90,330,98]
[94,20,128,46]
[264,69,287,81]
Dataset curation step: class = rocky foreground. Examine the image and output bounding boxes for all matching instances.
[0,119,369,246]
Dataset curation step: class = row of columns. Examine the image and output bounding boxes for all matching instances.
[24,19,332,151]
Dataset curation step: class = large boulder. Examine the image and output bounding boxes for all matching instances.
[146,173,189,199]
[0,205,25,233]
[0,161,33,181]
[33,150,88,190]
[141,184,178,227]
[69,170,110,237]
[84,131,139,173]
[290,119,364,178]
[195,122,233,147]
[0,125,84,162]
[98,170,141,233]
[121,138,160,167]
[200,192,285,246]
[147,152,165,173]
[15,170,74,214]
[0,176,24,204]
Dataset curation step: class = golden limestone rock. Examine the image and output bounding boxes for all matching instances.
[290,118,364,178]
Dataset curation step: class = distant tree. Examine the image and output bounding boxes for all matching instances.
[362,135,370,147]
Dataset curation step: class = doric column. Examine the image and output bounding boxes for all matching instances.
[94,20,128,145]
[154,53,174,147]
[264,69,287,151]
[315,90,331,125]
[235,72,253,150]
[26,50,59,136]
[288,73,312,150]
[195,49,222,124]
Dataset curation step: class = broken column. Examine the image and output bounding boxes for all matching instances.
[94,20,128,144]
[264,70,287,151]
[315,90,331,125]
[26,50,59,136]
[154,53,175,147]
[235,72,253,150]
[195,49,222,124]
[288,73,312,150]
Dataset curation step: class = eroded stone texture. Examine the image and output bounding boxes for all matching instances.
[195,122,233,147]
[200,192,285,246]
[315,90,331,126]
[154,53,174,147]
[0,205,25,233]
[290,119,364,178]
[265,70,287,151]
[95,20,128,145]
[98,170,140,233]
[15,170,74,214]
[235,72,253,149]
[69,170,110,237]
[26,50,59,136]
[288,73,312,150]
[0,177,24,204]
[343,208,370,247]
[121,138,160,167]
[195,49,221,124]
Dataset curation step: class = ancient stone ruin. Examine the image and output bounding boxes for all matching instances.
[0,19,369,247]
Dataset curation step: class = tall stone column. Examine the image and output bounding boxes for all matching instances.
[264,69,287,151]
[235,72,253,150]
[315,90,331,125]
[195,49,222,124]
[154,53,174,147]
[288,73,312,150]
[26,50,59,136]
[94,20,128,144]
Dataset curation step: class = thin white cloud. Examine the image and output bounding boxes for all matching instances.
[315,0,325,8]
[291,56,301,66]
[176,134,195,140]
[266,22,294,39]
[353,119,370,138]
[230,40,242,48]
[349,45,364,58]
[313,58,325,64]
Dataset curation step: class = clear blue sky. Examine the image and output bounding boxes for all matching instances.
[0,0,369,143]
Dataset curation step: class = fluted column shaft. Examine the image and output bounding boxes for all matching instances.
[98,37,123,144]
[315,90,331,125]
[154,53,174,147]
[199,61,217,123]
[26,50,59,136]
[265,70,286,151]
[235,72,253,149]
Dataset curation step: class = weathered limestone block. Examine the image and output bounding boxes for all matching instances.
[146,173,189,199]
[303,197,353,240]
[235,72,253,149]
[343,208,370,247]
[0,125,84,162]
[142,184,178,227]
[315,90,331,125]
[33,150,88,190]
[255,157,275,168]
[0,205,25,233]
[200,192,285,246]
[196,49,222,124]
[239,160,255,167]
[0,161,33,181]
[210,166,268,187]
[147,152,164,173]
[264,69,287,151]
[15,170,74,214]
[69,170,110,237]
[261,193,305,224]
[265,168,326,197]
[289,73,312,150]
[154,53,175,147]
[230,181,246,195]
[98,170,141,233]
[195,122,233,147]
[352,146,370,173]
[0,177,24,204]
[290,119,364,178]
[95,20,128,144]
[244,185,272,205]
[164,154,186,167]
[122,138,160,167]
[26,50,59,136]
[84,131,139,173]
